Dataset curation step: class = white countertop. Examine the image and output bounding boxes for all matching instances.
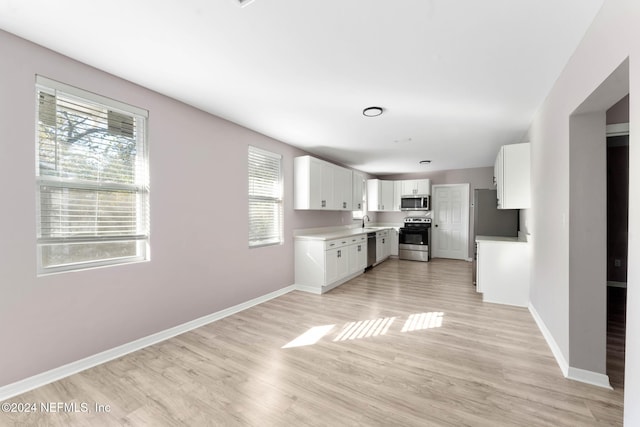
[475,235,527,243]
[295,226,395,241]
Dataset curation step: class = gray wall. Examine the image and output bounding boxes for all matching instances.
[379,166,494,258]
[607,94,629,124]
[569,111,607,373]
[525,0,639,423]
[0,29,362,387]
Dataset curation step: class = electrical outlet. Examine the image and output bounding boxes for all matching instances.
[614,259,621,267]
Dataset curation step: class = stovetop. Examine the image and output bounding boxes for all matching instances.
[403,216,432,224]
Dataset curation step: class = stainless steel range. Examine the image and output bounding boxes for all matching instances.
[399,216,431,262]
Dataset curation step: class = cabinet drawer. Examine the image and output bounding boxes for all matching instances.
[347,234,367,245]
[325,238,350,250]
[376,230,388,238]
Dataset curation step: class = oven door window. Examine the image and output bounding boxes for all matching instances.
[400,229,428,245]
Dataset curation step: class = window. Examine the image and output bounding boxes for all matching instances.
[248,146,283,247]
[35,76,149,274]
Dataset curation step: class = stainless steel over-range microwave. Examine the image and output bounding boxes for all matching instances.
[400,196,430,211]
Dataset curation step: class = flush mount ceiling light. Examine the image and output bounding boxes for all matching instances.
[419,160,432,165]
[237,0,256,7]
[393,138,413,144]
[363,106,383,117]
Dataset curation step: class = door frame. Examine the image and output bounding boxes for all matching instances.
[431,183,470,260]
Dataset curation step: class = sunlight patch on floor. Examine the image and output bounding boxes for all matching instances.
[333,317,396,342]
[401,312,444,332]
[281,324,335,348]
[282,312,445,349]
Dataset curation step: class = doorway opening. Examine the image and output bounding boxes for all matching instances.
[567,57,627,390]
[606,117,629,390]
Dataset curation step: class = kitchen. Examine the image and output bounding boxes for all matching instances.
[291,142,531,302]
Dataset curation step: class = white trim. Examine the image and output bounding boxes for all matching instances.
[0,284,296,402]
[36,75,148,118]
[294,270,363,295]
[294,283,323,295]
[567,367,613,390]
[528,303,569,376]
[606,123,629,136]
[529,303,613,389]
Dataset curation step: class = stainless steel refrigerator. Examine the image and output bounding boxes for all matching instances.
[472,189,519,284]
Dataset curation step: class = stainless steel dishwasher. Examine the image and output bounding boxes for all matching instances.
[366,232,376,270]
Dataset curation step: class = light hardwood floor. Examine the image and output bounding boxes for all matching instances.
[1,259,624,426]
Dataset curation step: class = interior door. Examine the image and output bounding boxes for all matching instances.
[431,184,470,260]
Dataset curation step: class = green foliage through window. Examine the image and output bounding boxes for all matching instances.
[35,76,149,273]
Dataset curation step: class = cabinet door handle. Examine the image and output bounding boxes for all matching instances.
[337,250,341,258]
[322,200,326,208]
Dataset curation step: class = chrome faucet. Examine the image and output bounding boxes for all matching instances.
[361,215,370,228]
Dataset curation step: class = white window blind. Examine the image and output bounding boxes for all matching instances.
[248,146,283,247]
[35,76,149,274]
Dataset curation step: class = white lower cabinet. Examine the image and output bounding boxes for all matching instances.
[476,237,530,307]
[325,246,348,285]
[295,233,369,294]
[389,228,399,257]
[348,235,368,273]
[376,230,390,263]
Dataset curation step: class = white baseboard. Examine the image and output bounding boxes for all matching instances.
[295,270,363,295]
[528,303,569,376]
[528,303,613,389]
[0,284,297,402]
[567,367,613,389]
[294,283,322,295]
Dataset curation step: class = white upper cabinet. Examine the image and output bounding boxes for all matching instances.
[334,165,353,210]
[294,155,353,210]
[352,171,365,211]
[494,143,530,209]
[367,179,395,211]
[394,180,403,211]
[294,156,331,209]
[400,179,431,196]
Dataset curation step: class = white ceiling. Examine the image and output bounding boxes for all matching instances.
[0,0,604,175]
